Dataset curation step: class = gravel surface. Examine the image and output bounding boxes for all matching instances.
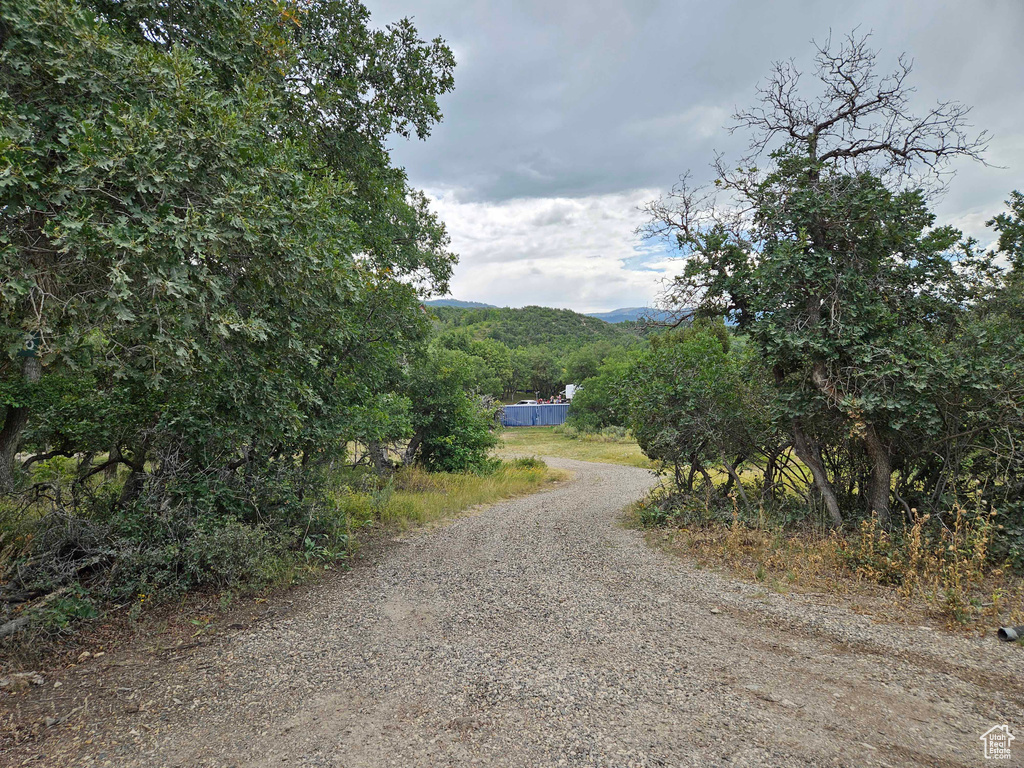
[6,457,1024,767]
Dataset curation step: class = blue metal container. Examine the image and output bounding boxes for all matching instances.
[501,403,570,427]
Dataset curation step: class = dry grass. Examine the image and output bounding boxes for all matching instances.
[495,427,654,469]
[638,502,1024,631]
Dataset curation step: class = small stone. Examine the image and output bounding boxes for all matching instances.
[710,608,722,615]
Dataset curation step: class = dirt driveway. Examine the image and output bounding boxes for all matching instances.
[3,457,1022,767]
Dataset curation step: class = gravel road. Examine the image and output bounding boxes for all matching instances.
[7,457,1024,767]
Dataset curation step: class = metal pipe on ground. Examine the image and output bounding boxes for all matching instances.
[997,625,1024,641]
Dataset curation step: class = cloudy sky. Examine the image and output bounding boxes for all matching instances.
[366,0,1024,312]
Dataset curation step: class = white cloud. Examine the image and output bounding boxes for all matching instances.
[427,179,1020,313]
[381,0,1024,313]
[943,210,996,247]
[428,188,677,312]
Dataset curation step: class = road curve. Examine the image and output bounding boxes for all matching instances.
[12,457,1024,767]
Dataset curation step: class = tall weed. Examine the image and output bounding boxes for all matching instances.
[638,486,1019,627]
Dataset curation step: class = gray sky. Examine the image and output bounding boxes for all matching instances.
[366,0,1024,312]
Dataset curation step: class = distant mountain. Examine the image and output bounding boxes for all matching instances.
[585,307,677,324]
[424,299,497,309]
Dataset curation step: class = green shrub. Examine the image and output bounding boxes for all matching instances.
[39,584,99,631]
[599,425,628,441]
[634,489,732,529]
[564,352,634,432]
[418,395,500,473]
[183,519,273,589]
[509,456,545,469]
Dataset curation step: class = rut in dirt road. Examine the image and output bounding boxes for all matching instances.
[16,458,1024,767]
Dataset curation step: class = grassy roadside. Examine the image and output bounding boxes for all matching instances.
[628,491,1024,633]
[330,459,568,533]
[495,426,654,469]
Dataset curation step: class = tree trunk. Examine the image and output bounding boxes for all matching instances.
[104,445,121,480]
[763,447,780,502]
[76,451,96,480]
[71,451,95,507]
[862,424,893,528]
[686,440,710,493]
[695,459,713,488]
[722,456,750,508]
[367,441,391,475]
[118,449,148,506]
[791,419,843,528]
[0,357,41,492]
[401,432,423,466]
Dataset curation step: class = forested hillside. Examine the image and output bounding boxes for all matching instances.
[422,299,496,309]
[585,307,677,324]
[426,305,643,401]
[431,305,636,348]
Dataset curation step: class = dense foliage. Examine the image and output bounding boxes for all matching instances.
[560,349,634,433]
[403,347,500,473]
[0,0,518,610]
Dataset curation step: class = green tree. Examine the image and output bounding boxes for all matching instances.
[564,349,635,432]
[0,0,464,600]
[967,193,1024,562]
[511,347,562,398]
[405,348,499,473]
[627,323,772,505]
[562,341,627,384]
[432,331,513,398]
[0,0,455,491]
[643,33,990,527]
[989,191,1024,271]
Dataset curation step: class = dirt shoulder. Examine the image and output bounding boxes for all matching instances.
[3,458,1022,767]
